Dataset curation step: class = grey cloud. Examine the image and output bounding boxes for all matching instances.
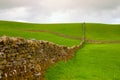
[0,0,120,23]
[0,0,43,10]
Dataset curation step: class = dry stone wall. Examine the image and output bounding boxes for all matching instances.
[0,36,81,80]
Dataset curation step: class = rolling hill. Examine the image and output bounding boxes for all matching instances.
[0,20,120,80]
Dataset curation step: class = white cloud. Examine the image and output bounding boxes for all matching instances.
[0,0,120,23]
[0,7,29,21]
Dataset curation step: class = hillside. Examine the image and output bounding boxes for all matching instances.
[0,21,82,46]
[0,21,120,41]
[0,21,120,80]
[85,23,120,40]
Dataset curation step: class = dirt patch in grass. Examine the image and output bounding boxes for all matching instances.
[26,30,81,40]
[26,30,120,44]
[85,39,120,44]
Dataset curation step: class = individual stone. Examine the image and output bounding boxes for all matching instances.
[34,72,41,77]
[35,64,41,72]
[29,60,34,63]
[27,55,32,59]
[0,70,3,79]
[0,60,7,65]
[0,52,4,55]
[0,65,5,70]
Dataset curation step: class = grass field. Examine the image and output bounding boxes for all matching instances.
[85,23,120,40]
[0,20,120,80]
[0,21,83,39]
[0,21,120,41]
[46,44,120,80]
[0,21,82,46]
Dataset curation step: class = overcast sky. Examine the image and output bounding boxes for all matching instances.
[0,0,120,23]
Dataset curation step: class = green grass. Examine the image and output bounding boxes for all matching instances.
[0,21,83,38]
[0,21,120,41]
[0,21,82,46]
[0,29,80,46]
[85,23,120,40]
[46,44,120,80]
[0,21,120,80]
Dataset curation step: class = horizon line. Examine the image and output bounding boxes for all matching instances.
[0,20,120,25]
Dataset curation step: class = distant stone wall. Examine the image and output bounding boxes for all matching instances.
[0,36,82,80]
